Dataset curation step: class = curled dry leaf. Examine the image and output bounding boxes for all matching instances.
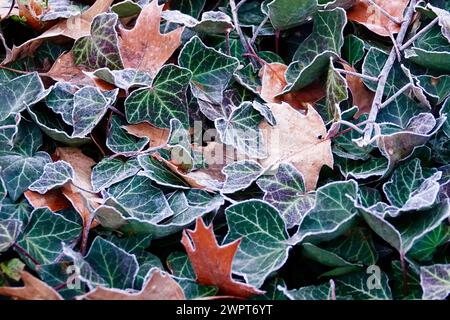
[79,269,185,300]
[343,64,375,118]
[181,217,263,298]
[118,0,184,77]
[0,271,63,300]
[259,102,333,191]
[347,0,409,37]
[24,189,71,212]
[259,62,325,109]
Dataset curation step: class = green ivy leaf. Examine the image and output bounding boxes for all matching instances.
[137,154,190,189]
[106,115,149,154]
[29,161,74,194]
[335,271,393,300]
[0,219,22,253]
[91,157,140,192]
[267,0,317,30]
[222,160,263,194]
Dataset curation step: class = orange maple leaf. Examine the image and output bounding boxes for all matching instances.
[118,0,184,77]
[181,217,263,298]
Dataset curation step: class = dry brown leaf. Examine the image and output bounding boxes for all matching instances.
[259,62,325,109]
[2,0,113,64]
[343,64,375,118]
[124,122,170,148]
[79,269,185,300]
[259,102,333,191]
[118,0,184,77]
[0,271,63,300]
[347,0,408,37]
[54,148,101,228]
[18,0,51,32]
[24,189,71,212]
[181,217,263,298]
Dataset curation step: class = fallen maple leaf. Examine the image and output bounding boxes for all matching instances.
[343,64,375,118]
[259,62,325,109]
[0,271,63,300]
[24,189,71,212]
[181,217,263,298]
[79,269,185,300]
[118,0,184,77]
[259,102,334,191]
[347,0,409,37]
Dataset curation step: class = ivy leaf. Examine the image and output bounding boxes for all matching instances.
[171,0,206,18]
[279,280,336,300]
[292,180,358,244]
[29,161,75,194]
[284,8,346,92]
[325,60,348,121]
[257,163,315,228]
[267,0,318,30]
[0,73,46,121]
[215,102,266,159]
[162,10,234,35]
[73,13,123,70]
[45,82,78,126]
[408,223,450,262]
[106,115,149,154]
[335,157,388,180]
[417,75,450,105]
[335,271,393,300]
[125,64,191,128]
[343,35,365,66]
[0,219,22,253]
[301,242,361,270]
[178,36,239,103]
[91,157,140,192]
[224,200,290,288]
[221,160,264,194]
[16,208,81,266]
[420,264,450,300]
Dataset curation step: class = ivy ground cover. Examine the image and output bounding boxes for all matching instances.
[0,0,449,300]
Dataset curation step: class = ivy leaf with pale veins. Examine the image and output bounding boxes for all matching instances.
[73,13,123,70]
[179,36,239,103]
[0,219,22,253]
[420,264,450,300]
[417,75,450,105]
[408,223,450,262]
[106,115,149,154]
[29,161,75,194]
[267,0,318,30]
[125,64,191,128]
[91,157,140,192]
[335,271,393,300]
[16,208,81,266]
[325,59,348,122]
[221,160,264,194]
[224,200,290,288]
[257,163,315,229]
[279,280,337,300]
[45,82,79,126]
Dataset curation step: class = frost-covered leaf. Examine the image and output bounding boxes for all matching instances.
[417,75,450,105]
[224,200,289,288]
[257,163,315,228]
[221,160,263,194]
[29,161,74,194]
[0,219,22,253]
[408,223,450,262]
[125,64,191,128]
[106,115,149,154]
[267,0,317,30]
[335,271,392,300]
[162,10,233,35]
[420,264,450,300]
[179,36,239,103]
[92,68,153,92]
[137,154,190,189]
[91,157,140,192]
[279,280,336,300]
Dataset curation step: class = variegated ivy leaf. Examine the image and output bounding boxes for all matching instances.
[417,75,450,105]
[91,157,141,192]
[0,219,22,253]
[257,163,315,228]
[178,36,239,103]
[162,10,233,35]
[420,264,450,300]
[125,64,191,128]
[335,271,393,300]
[279,280,337,300]
[221,160,264,194]
[29,161,74,194]
[16,208,81,266]
[92,68,153,92]
[224,200,289,288]
[408,223,450,262]
[72,86,114,138]
[267,0,317,30]
[0,121,52,201]
[73,13,124,70]
[383,159,442,215]
[137,154,190,189]
[46,82,79,126]
[83,237,139,289]
[284,8,346,92]
[196,87,250,121]
[291,180,358,244]
[405,25,450,73]
[0,73,46,121]
[167,252,195,279]
[106,175,173,223]
[106,115,149,154]
[215,102,266,159]
[359,200,450,254]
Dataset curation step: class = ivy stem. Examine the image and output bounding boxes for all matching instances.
[250,15,269,46]
[13,243,40,267]
[379,83,411,108]
[330,279,336,300]
[399,17,439,51]
[335,68,379,82]
[400,252,410,297]
[275,29,281,55]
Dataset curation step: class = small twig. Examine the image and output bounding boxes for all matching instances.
[250,15,269,45]
[365,0,403,25]
[108,105,125,118]
[400,252,410,297]
[389,30,402,61]
[221,194,238,204]
[380,83,411,108]
[225,30,231,56]
[13,243,40,266]
[330,279,336,300]
[80,211,95,255]
[90,133,107,157]
[340,120,365,134]
[399,17,439,51]
[335,68,379,82]
[328,120,370,139]
[0,64,31,75]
